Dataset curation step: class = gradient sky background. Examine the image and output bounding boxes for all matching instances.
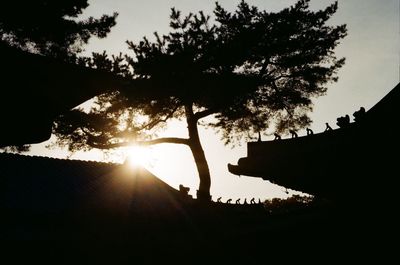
[29,0,400,201]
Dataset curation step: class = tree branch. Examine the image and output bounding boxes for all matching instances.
[137,137,189,146]
[88,137,189,150]
[193,108,217,121]
[272,74,293,81]
[139,104,180,130]
[258,59,269,78]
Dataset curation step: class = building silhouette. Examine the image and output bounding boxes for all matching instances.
[228,83,400,200]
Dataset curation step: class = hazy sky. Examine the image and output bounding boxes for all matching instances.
[30,0,399,201]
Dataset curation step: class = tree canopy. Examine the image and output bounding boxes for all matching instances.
[0,0,117,59]
[53,0,347,200]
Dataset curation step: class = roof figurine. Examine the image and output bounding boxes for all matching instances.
[336,114,350,128]
[289,130,298,138]
[274,133,282,140]
[353,107,366,123]
[325,123,333,132]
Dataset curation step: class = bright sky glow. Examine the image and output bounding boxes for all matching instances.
[28,0,400,201]
[125,145,152,169]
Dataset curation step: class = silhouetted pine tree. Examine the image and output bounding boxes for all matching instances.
[53,0,347,201]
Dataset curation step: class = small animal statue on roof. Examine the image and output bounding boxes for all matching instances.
[325,122,332,132]
[274,133,281,140]
[217,197,222,203]
[306,128,314,136]
[250,198,256,204]
[179,184,190,196]
[226,198,232,204]
[289,130,298,138]
[336,114,350,128]
[235,198,241,204]
[353,107,366,123]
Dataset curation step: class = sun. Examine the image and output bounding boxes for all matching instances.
[125,145,152,169]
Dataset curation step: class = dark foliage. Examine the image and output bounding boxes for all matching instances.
[0,0,117,59]
[263,195,319,214]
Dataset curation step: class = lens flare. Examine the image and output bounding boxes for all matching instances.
[126,145,151,169]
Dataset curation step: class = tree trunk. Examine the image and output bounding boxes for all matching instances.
[185,105,212,202]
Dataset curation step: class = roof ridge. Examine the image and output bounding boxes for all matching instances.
[0,152,118,166]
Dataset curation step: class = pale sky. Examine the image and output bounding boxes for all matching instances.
[29,0,400,201]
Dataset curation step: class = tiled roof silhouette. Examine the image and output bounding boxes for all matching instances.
[0,153,188,217]
[229,83,400,199]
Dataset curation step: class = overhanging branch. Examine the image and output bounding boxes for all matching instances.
[88,137,189,150]
[137,137,189,146]
[193,108,217,121]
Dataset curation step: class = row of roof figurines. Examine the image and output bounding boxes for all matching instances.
[179,184,265,205]
[267,107,366,141]
[179,184,293,205]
